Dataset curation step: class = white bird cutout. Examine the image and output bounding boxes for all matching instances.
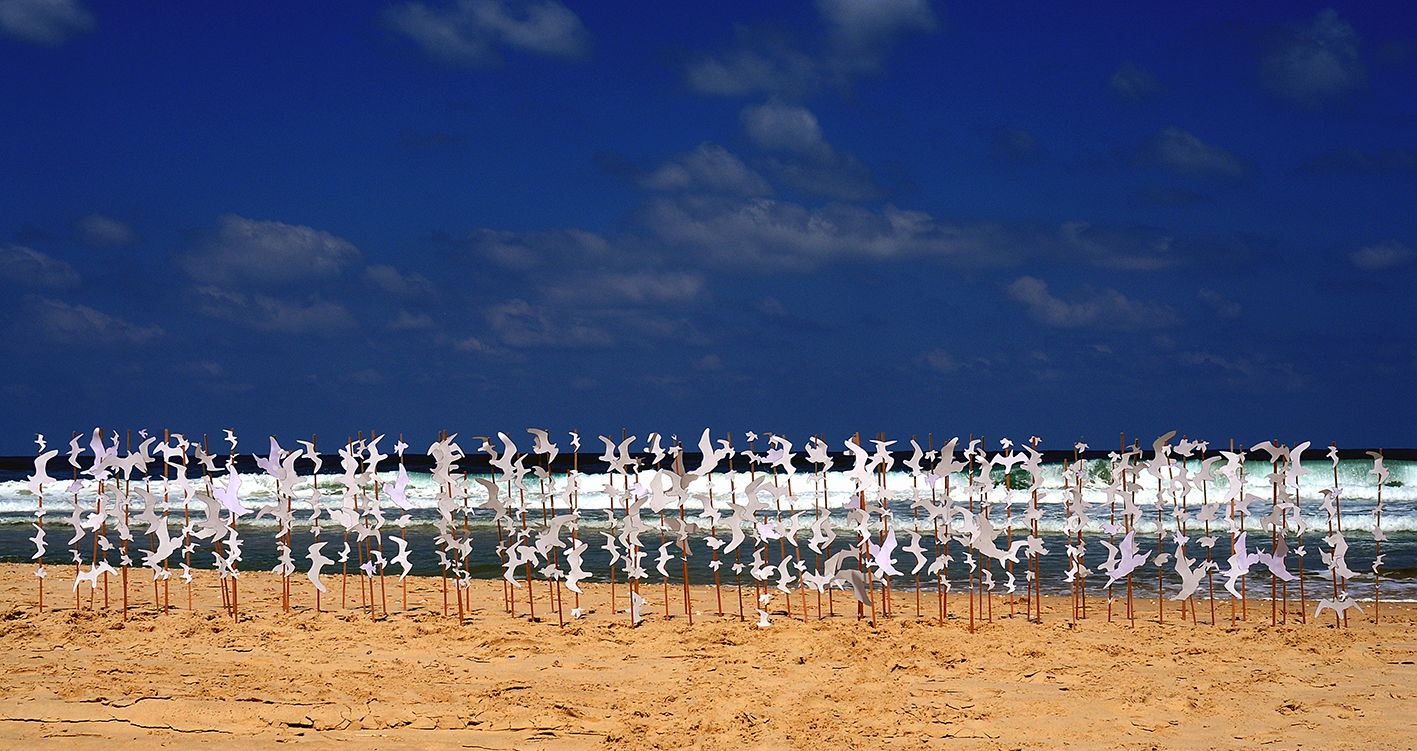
[306,542,334,592]
[629,590,648,625]
[868,527,903,578]
[1101,531,1150,588]
[388,463,412,510]
[215,472,249,516]
[1315,596,1364,620]
[903,531,928,575]
[1223,532,1261,598]
[390,536,413,579]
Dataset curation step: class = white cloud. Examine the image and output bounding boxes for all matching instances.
[1006,276,1180,330]
[23,296,162,344]
[1176,350,1302,390]
[467,227,612,270]
[1058,221,1180,271]
[0,244,79,288]
[0,0,94,46]
[989,126,1039,163]
[816,0,937,73]
[760,153,882,202]
[1261,9,1365,108]
[758,296,787,317]
[342,368,385,386]
[918,347,958,373]
[540,270,707,306]
[1197,288,1242,318]
[683,1,936,97]
[385,0,588,66]
[1348,241,1414,271]
[452,334,488,352]
[741,100,831,158]
[1136,127,1252,180]
[740,101,883,200]
[684,37,819,97]
[484,298,614,348]
[73,213,137,247]
[178,214,361,286]
[639,195,1033,270]
[467,193,1237,277]
[387,310,436,331]
[1108,61,1158,101]
[193,286,357,335]
[640,142,772,196]
[365,263,437,298]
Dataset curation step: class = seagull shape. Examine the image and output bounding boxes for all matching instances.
[66,502,85,545]
[1171,553,1210,602]
[387,462,412,510]
[807,515,836,554]
[527,428,560,464]
[390,536,413,579]
[868,527,903,578]
[303,542,336,591]
[767,435,797,477]
[1314,596,1364,620]
[474,477,508,523]
[140,522,182,573]
[602,532,622,567]
[1255,537,1296,582]
[835,569,873,607]
[27,448,59,496]
[502,540,539,586]
[655,542,674,579]
[804,436,833,469]
[29,524,45,561]
[629,590,648,624]
[966,512,1030,564]
[755,520,783,541]
[1223,532,1261,598]
[74,560,117,591]
[598,435,637,475]
[254,436,284,477]
[1101,531,1150,588]
[901,531,928,575]
[644,433,666,466]
[564,539,591,593]
[774,557,794,594]
[215,472,249,516]
[903,439,924,476]
[693,428,731,477]
[756,609,772,628]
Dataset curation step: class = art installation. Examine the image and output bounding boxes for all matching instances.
[22,428,1392,630]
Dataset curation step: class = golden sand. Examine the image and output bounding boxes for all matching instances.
[0,563,1413,749]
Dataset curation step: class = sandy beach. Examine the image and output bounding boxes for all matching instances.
[0,563,1413,750]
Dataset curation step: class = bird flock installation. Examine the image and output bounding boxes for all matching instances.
[22,428,1395,632]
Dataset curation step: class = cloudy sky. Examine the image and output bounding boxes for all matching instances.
[2,0,1415,452]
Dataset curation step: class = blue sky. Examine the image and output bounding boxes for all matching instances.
[2,0,1415,453]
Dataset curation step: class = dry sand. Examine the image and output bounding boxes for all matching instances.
[0,563,1413,750]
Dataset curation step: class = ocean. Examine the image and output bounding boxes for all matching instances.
[1,447,1412,601]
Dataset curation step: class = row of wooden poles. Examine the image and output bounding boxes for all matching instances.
[33,431,1386,630]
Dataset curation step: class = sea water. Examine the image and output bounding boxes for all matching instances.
[1,452,1411,600]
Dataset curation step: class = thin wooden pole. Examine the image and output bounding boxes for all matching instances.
[1374,449,1383,624]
